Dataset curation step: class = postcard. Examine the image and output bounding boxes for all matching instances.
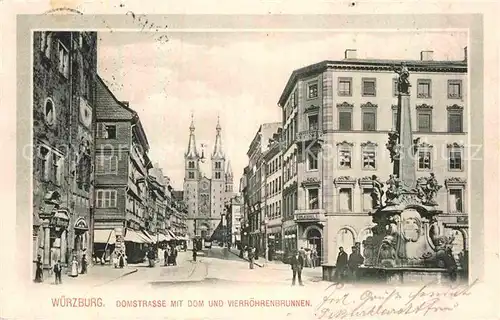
[0,1,499,319]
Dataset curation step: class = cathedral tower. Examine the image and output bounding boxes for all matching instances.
[183,114,200,224]
[211,116,225,219]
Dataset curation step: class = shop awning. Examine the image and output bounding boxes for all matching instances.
[125,229,147,243]
[167,230,178,240]
[94,229,116,245]
[142,230,156,243]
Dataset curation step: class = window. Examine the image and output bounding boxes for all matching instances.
[293,89,298,107]
[418,150,432,170]
[307,82,318,99]
[362,78,376,97]
[417,79,432,98]
[96,155,118,174]
[338,147,352,169]
[339,188,353,212]
[96,190,117,208]
[44,98,56,126]
[392,78,399,97]
[40,32,52,58]
[338,77,352,96]
[215,172,221,179]
[448,145,463,171]
[362,110,376,131]
[57,41,69,78]
[362,188,373,212]
[52,153,62,184]
[308,150,318,170]
[308,189,319,209]
[417,110,432,132]
[392,106,398,131]
[188,172,195,179]
[188,161,195,169]
[215,162,221,169]
[448,80,462,99]
[448,109,463,133]
[362,146,376,170]
[448,189,463,213]
[104,125,116,139]
[338,110,352,131]
[38,146,50,180]
[308,114,319,131]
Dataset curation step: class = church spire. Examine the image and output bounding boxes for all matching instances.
[212,115,224,159]
[226,160,233,177]
[185,113,199,158]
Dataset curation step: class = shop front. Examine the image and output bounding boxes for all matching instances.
[93,229,116,264]
[38,208,70,270]
[283,226,298,262]
[298,224,324,266]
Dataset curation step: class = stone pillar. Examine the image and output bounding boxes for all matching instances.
[60,230,67,264]
[397,93,416,188]
[42,220,51,266]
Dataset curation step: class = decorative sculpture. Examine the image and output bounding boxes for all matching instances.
[425,173,442,206]
[362,237,375,266]
[385,174,404,205]
[378,235,397,267]
[394,62,411,94]
[386,132,400,163]
[370,175,385,208]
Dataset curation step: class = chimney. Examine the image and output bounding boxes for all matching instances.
[121,101,129,108]
[420,50,434,61]
[344,49,357,60]
[464,46,468,61]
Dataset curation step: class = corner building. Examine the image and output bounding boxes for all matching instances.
[277,49,469,270]
[33,31,97,274]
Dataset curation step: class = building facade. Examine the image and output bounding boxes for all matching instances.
[93,76,155,262]
[263,129,284,260]
[242,122,281,256]
[33,31,97,274]
[183,116,233,240]
[277,49,469,268]
[225,195,243,247]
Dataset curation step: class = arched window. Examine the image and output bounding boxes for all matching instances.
[44,98,56,126]
[336,228,355,255]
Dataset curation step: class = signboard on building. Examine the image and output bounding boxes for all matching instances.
[294,213,320,221]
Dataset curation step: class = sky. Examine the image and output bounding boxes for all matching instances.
[97,30,467,190]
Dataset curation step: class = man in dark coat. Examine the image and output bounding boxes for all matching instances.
[192,247,197,262]
[290,250,305,286]
[333,247,348,283]
[348,246,364,282]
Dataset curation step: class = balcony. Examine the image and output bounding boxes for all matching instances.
[295,129,324,144]
[293,209,326,223]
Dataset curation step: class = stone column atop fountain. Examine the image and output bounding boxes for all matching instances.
[363,63,453,271]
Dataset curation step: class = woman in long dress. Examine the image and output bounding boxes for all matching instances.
[70,256,79,277]
[34,255,43,283]
[305,249,312,268]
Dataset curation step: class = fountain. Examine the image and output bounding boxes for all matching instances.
[359,63,459,284]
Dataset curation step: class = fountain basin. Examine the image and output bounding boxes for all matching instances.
[357,266,467,285]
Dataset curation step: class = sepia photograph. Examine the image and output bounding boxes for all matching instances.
[31,28,470,289]
[5,5,498,320]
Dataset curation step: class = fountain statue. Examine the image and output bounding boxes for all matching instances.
[363,63,452,275]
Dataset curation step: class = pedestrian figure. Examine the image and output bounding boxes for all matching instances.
[172,246,178,266]
[192,247,197,262]
[164,247,168,266]
[311,248,318,269]
[290,250,304,286]
[81,251,87,274]
[53,260,62,285]
[248,247,255,269]
[112,250,118,268]
[305,249,312,268]
[70,256,79,277]
[333,247,348,283]
[119,251,125,268]
[34,254,43,283]
[348,246,364,283]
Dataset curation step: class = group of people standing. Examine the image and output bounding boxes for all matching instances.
[34,250,88,285]
[333,245,364,283]
[162,245,179,266]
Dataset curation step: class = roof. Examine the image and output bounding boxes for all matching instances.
[95,75,134,120]
[247,122,281,157]
[278,58,468,106]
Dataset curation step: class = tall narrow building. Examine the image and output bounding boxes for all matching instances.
[183,116,232,241]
